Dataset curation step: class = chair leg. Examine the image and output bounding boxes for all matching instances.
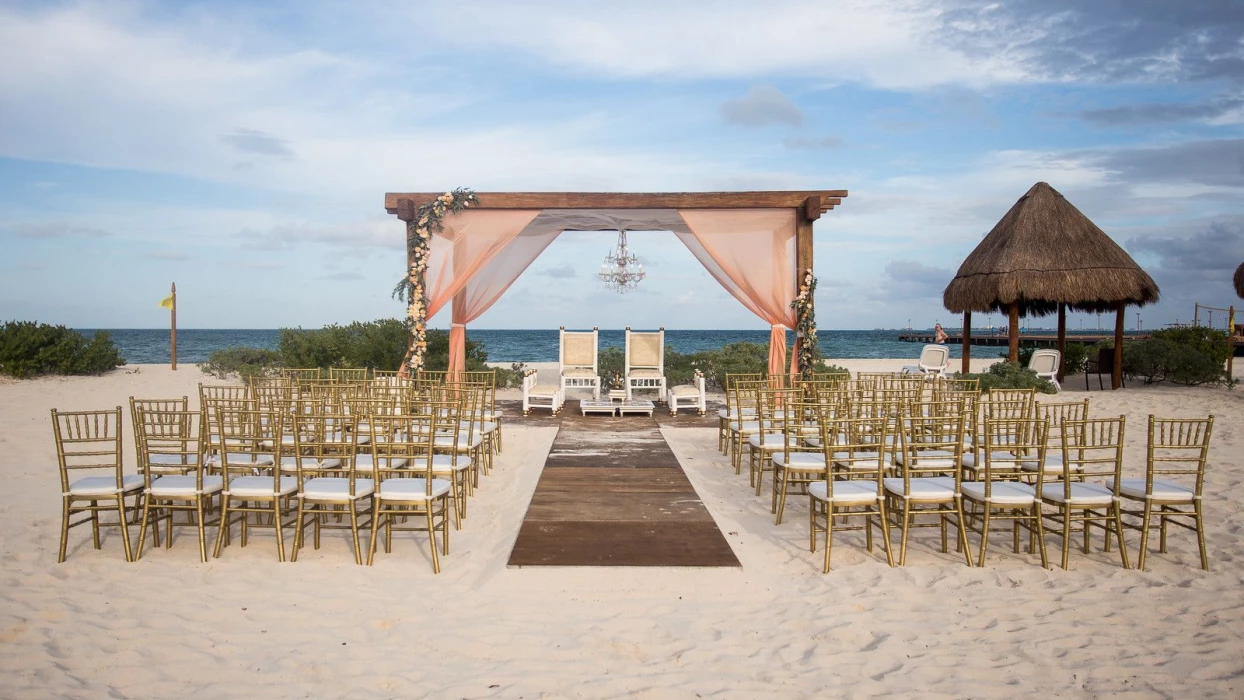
[213,501,231,558]
[136,500,154,561]
[1137,500,1154,571]
[349,503,362,566]
[878,501,895,567]
[195,499,209,563]
[117,498,134,563]
[976,506,992,567]
[1195,504,1209,571]
[1112,506,1130,569]
[955,500,974,567]
[1033,504,1049,569]
[822,506,834,573]
[426,508,440,574]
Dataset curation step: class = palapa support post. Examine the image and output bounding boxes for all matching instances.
[1008,302,1020,363]
[169,282,177,371]
[962,311,971,374]
[1113,302,1125,390]
[1056,303,1066,382]
[1229,306,1235,381]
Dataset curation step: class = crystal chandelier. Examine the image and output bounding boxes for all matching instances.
[598,229,645,294]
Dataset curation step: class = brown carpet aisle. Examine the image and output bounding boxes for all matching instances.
[506,400,740,567]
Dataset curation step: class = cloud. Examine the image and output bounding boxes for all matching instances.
[237,217,401,251]
[1076,97,1244,126]
[1076,139,1244,189]
[1129,219,1244,275]
[783,135,843,150]
[8,222,111,238]
[535,264,576,279]
[146,251,190,261]
[223,128,295,159]
[876,259,954,300]
[721,85,804,127]
[326,271,364,282]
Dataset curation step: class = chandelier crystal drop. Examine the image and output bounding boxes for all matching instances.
[598,229,645,294]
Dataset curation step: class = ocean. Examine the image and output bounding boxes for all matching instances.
[80,328,1000,365]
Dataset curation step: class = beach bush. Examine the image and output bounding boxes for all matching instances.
[1118,328,1231,386]
[199,347,282,380]
[279,319,409,371]
[1014,343,1089,376]
[0,321,125,378]
[956,361,1056,394]
[595,341,845,391]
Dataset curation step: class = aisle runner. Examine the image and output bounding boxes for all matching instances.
[507,401,740,567]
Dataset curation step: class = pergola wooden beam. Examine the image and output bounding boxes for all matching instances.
[386,190,847,221]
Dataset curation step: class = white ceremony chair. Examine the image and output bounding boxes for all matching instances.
[1028,349,1062,391]
[901,344,950,378]
[667,371,706,416]
[559,326,601,400]
[522,368,563,415]
[625,327,666,401]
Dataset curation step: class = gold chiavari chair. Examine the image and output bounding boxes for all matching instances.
[290,408,372,564]
[883,407,973,566]
[367,411,452,571]
[960,417,1049,568]
[129,396,192,476]
[199,383,249,405]
[371,369,401,379]
[52,407,142,562]
[962,394,1035,480]
[718,373,762,455]
[133,408,221,562]
[810,413,895,572]
[748,386,800,496]
[1042,416,1129,570]
[435,383,486,488]
[329,367,370,382]
[248,377,294,412]
[771,394,831,525]
[1115,415,1214,571]
[727,379,764,473]
[1021,399,1091,482]
[281,367,322,382]
[211,406,297,561]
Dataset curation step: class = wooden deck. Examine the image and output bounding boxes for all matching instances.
[507,400,740,567]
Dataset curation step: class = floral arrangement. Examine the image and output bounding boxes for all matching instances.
[393,188,479,374]
[790,270,820,379]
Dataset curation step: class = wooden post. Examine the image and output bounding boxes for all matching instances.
[795,205,815,374]
[169,282,177,371]
[1113,302,1125,390]
[962,311,971,374]
[1056,303,1066,382]
[1008,302,1019,363]
[1228,306,1235,381]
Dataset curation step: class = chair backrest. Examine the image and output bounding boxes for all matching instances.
[199,383,248,405]
[625,327,664,373]
[894,409,965,487]
[330,367,370,382]
[369,411,438,487]
[983,418,1048,491]
[51,407,124,493]
[820,413,890,496]
[1029,349,1061,376]
[129,396,189,435]
[211,405,285,485]
[1146,415,1214,496]
[918,344,950,371]
[281,368,322,382]
[560,327,599,372]
[1058,416,1125,493]
[134,408,205,487]
[292,408,360,490]
[1035,399,1090,446]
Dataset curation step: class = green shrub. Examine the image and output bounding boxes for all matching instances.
[594,341,832,391]
[278,319,408,370]
[199,347,282,380]
[956,361,1056,394]
[1121,334,1228,386]
[0,321,124,378]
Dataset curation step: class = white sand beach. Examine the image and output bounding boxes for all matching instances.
[3,362,1244,698]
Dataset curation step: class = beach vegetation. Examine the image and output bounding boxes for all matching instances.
[1014,343,1089,376]
[1113,326,1232,386]
[957,361,1057,394]
[199,347,282,380]
[596,341,846,391]
[0,321,125,378]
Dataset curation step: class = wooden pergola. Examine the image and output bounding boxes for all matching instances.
[385,190,848,287]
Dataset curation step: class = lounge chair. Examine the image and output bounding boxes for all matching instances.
[1028,348,1061,391]
[522,368,562,415]
[901,344,949,378]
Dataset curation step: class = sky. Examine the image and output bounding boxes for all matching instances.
[2,0,1243,332]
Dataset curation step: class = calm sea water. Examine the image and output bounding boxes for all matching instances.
[79,328,1016,365]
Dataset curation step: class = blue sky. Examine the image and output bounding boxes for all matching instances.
[2,0,1242,332]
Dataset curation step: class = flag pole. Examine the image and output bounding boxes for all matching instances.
[170,282,177,371]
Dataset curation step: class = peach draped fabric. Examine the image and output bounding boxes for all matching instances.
[675,209,799,377]
[429,211,561,374]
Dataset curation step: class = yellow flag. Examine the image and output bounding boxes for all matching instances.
[159,294,174,310]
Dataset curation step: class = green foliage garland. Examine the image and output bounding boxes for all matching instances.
[790,270,820,379]
[392,188,479,374]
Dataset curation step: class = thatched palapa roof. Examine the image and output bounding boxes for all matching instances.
[943,182,1159,315]
[1235,262,1244,299]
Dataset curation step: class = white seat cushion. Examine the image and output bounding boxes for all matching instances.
[148,474,224,497]
[773,452,829,470]
[730,420,760,433]
[302,477,375,500]
[670,385,702,398]
[226,475,298,498]
[830,451,893,470]
[527,384,560,397]
[146,453,201,468]
[961,451,1023,470]
[278,456,341,472]
[68,474,144,497]
[376,477,452,501]
[1112,478,1195,503]
[884,477,956,500]
[809,480,879,505]
[354,454,408,470]
[1042,482,1114,506]
[208,452,275,468]
[435,434,483,450]
[562,369,598,379]
[408,455,471,473]
[628,369,664,379]
[748,433,795,450]
[961,480,1036,505]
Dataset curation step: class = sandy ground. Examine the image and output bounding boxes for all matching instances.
[2,361,1243,698]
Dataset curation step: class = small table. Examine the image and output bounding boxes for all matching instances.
[607,389,627,402]
[580,400,655,417]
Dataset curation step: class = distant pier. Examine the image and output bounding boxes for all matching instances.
[898,331,1244,355]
